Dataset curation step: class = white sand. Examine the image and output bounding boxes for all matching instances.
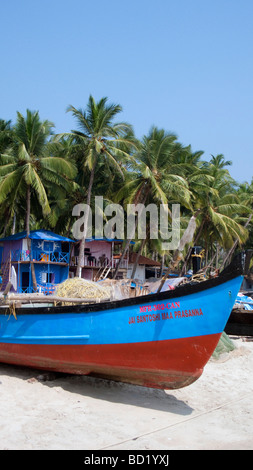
[0,336,253,450]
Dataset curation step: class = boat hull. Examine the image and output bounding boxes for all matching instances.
[225,308,253,336]
[0,333,221,389]
[0,271,243,389]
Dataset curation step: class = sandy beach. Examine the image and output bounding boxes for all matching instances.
[0,335,252,451]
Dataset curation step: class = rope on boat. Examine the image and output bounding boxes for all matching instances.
[190,273,206,283]
[7,301,17,320]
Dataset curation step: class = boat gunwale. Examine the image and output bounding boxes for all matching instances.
[0,265,243,316]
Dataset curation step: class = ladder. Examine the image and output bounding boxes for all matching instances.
[1,251,11,291]
[94,264,111,281]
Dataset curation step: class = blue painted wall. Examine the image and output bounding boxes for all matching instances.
[1,237,71,293]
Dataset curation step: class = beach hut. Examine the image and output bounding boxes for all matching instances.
[127,252,161,281]
[0,230,74,293]
[69,238,134,281]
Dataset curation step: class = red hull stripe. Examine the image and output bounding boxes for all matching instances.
[0,333,221,389]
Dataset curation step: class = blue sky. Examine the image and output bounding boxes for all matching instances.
[1,0,253,183]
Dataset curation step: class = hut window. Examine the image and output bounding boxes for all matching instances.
[41,272,47,283]
[61,242,69,253]
[47,272,55,283]
[41,272,55,284]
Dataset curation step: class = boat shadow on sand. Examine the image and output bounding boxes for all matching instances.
[0,363,193,416]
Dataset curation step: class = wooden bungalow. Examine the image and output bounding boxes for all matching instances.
[127,252,161,281]
[69,238,134,281]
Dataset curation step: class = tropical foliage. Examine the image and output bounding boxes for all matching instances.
[0,96,252,275]
[56,96,135,276]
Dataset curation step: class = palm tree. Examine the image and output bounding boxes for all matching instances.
[219,181,253,268]
[209,153,232,171]
[0,120,16,235]
[0,109,76,290]
[113,126,192,279]
[58,95,135,277]
[179,158,250,274]
[0,119,14,154]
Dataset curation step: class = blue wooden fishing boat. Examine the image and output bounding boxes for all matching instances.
[0,255,245,389]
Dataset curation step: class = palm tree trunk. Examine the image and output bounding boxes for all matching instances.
[112,234,134,280]
[220,213,253,270]
[12,212,16,235]
[131,237,146,278]
[26,185,30,236]
[26,185,37,292]
[159,253,165,278]
[2,209,10,237]
[76,164,96,277]
[157,212,200,293]
[113,188,149,280]
[216,243,220,269]
[179,215,205,276]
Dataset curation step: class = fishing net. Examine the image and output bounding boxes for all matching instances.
[212,332,236,359]
[99,279,150,299]
[55,277,150,304]
[56,277,111,302]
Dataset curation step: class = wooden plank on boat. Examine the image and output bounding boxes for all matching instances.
[0,293,110,305]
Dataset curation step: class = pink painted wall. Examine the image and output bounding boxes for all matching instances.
[81,269,93,281]
[85,240,112,264]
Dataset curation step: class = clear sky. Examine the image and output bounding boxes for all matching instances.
[1,0,253,183]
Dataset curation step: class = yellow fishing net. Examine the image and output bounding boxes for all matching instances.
[56,277,111,301]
